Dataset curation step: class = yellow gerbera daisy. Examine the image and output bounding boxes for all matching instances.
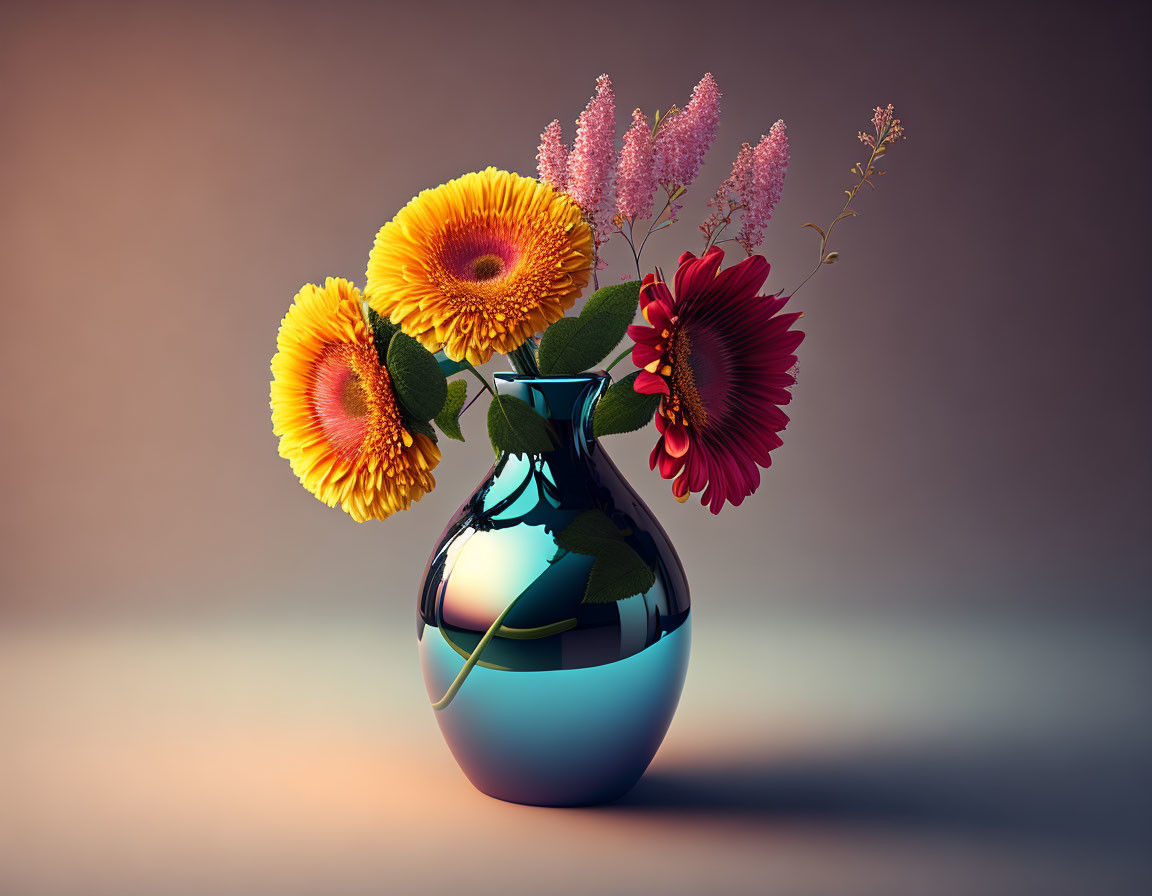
[365,167,594,366]
[270,277,440,522]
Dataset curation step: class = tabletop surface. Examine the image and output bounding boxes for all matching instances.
[3,604,1149,896]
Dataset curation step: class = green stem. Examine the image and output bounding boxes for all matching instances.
[441,631,515,670]
[464,363,495,396]
[438,617,578,678]
[497,618,578,639]
[432,591,529,710]
[604,346,633,374]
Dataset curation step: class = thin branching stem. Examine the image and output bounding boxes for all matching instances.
[459,384,485,417]
[788,124,890,299]
[636,190,676,261]
[619,218,642,280]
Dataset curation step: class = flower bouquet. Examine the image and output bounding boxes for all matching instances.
[270,74,905,805]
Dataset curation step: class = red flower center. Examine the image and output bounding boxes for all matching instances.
[341,371,368,417]
[668,324,733,430]
[441,227,521,283]
[685,324,733,419]
[310,345,370,460]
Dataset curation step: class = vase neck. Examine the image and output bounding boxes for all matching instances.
[492,373,608,449]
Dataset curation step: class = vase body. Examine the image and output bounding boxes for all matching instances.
[417,372,691,806]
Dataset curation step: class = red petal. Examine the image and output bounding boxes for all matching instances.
[674,246,725,304]
[639,277,673,316]
[631,342,663,368]
[658,449,686,479]
[627,323,659,345]
[643,297,673,330]
[687,448,709,491]
[634,370,670,395]
[764,312,803,336]
[663,423,690,458]
[762,296,788,316]
[712,253,770,299]
[638,274,658,313]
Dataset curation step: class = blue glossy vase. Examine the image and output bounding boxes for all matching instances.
[417,372,691,806]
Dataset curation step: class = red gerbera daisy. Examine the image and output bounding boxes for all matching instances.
[628,246,804,513]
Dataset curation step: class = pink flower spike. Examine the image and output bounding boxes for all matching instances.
[654,73,722,193]
[616,108,657,221]
[536,119,569,192]
[738,120,789,252]
[566,74,617,247]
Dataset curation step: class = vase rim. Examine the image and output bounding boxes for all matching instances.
[492,371,609,385]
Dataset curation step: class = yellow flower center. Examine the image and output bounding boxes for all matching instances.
[470,253,505,281]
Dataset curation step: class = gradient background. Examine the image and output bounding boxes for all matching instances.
[2,1,1150,893]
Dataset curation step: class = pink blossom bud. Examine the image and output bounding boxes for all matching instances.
[737,120,789,251]
[616,108,657,220]
[566,74,617,245]
[653,73,722,192]
[536,119,569,192]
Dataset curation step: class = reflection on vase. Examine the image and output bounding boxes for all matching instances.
[417,372,691,806]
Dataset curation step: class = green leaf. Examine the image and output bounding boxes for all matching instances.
[592,371,661,438]
[582,279,640,320]
[364,304,398,365]
[434,380,467,442]
[554,507,624,547]
[582,545,655,604]
[487,394,556,457]
[386,332,448,422]
[404,416,438,444]
[536,280,641,375]
[554,509,656,604]
[535,316,615,374]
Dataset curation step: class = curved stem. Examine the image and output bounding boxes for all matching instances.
[788,137,885,299]
[465,363,495,396]
[432,590,529,710]
[637,192,674,261]
[620,219,642,280]
[604,346,633,374]
[497,618,578,639]
[440,630,515,670]
[459,384,485,417]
